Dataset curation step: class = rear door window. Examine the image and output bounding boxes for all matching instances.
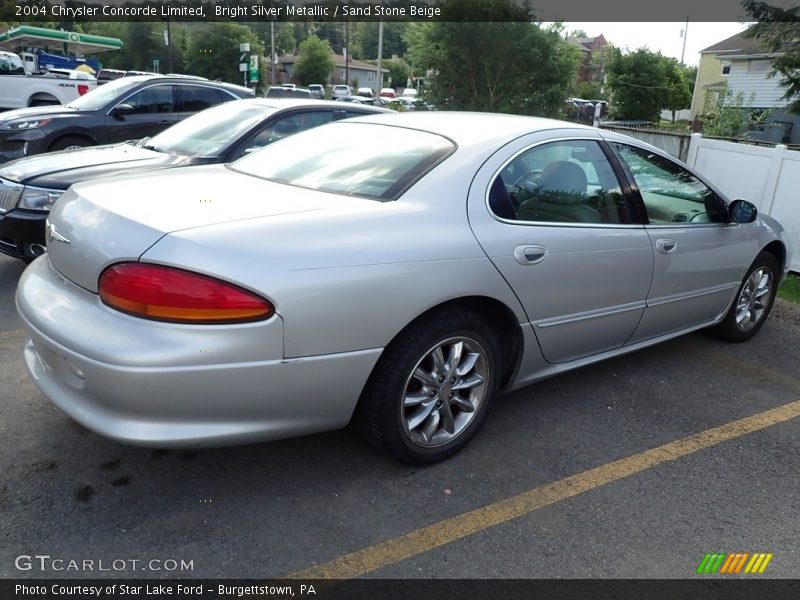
[123,85,174,114]
[176,85,231,112]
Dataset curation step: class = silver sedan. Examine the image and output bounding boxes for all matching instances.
[16,113,793,464]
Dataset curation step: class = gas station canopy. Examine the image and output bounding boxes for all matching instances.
[0,26,124,55]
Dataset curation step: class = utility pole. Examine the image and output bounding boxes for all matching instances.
[344,20,349,87]
[270,21,276,85]
[680,17,689,66]
[166,17,173,73]
[376,19,384,95]
[673,18,690,123]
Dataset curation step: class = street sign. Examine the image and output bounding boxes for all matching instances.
[239,63,248,72]
[239,43,250,53]
[249,55,259,83]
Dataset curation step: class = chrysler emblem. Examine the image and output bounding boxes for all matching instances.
[46,222,71,244]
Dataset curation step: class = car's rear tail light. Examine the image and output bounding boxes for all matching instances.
[99,263,273,324]
[77,84,90,96]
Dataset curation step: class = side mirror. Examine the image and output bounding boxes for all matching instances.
[729,199,758,223]
[110,103,134,118]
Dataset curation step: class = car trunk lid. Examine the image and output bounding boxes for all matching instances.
[45,164,360,292]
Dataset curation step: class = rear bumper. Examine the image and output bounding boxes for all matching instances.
[16,256,382,447]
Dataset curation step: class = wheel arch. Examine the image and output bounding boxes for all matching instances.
[375,294,524,391]
[351,294,524,462]
[27,92,59,106]
[761,240,786,274]
[47,132,97,151]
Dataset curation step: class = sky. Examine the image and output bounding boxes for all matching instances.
[562,22,750,66]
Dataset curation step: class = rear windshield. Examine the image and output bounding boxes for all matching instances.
[67,77,145,110]
[230,122,454,200]
[147,102,273,157]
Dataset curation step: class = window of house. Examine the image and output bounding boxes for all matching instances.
[721,64,731,75]
[747,59,771,73]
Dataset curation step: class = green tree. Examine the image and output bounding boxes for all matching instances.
[356,22,409,59]
[293,35,335,86]
[576,81,605,100]
[683,64,698,96]
[382,58,411,90]
[405,0,579,116]
[664,59,693,114]
[702,88,772,139]
[743,1,800,113]
[607,48,692,121]
[315,23,345,53]
[250,22,296,57]
[120,22,162,72]
[185,23,262,85]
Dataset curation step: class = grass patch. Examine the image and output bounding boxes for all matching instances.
[657,120,691,132]
[778,273,800,305]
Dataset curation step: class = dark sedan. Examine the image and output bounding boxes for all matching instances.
[0,98,390,260]
[0,75,253,164]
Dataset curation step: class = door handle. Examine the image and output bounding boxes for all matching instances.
[655,238,677,254]
[514,245,547,266]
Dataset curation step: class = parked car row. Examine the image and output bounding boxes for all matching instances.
[0,98,389,260]
[266,84,424,103]
[2,93,792,465]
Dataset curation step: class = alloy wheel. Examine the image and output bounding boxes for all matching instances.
[735,267,773,332]
[400,336,489,448]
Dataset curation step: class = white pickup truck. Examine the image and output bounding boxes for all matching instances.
[0,51,97,110]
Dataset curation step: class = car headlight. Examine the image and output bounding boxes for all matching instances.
[18,186,64,211]
[1,119,52,131]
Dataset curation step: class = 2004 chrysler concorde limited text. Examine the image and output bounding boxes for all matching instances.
[16,112,793,464]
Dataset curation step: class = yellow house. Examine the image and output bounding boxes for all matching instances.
[690,32,759,121]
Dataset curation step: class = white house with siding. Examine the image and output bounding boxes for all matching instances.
[713,45,798,144]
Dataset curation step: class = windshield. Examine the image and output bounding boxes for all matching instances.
[147,101,274,157]
[0,53,24,74]
[66,77,146,111]
[231,122,454,200]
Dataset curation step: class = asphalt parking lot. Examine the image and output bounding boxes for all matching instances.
[1,252,798,580]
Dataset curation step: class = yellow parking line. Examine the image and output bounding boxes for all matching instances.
[677,341,800,392]
[287,398,800,579]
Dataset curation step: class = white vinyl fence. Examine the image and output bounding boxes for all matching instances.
[685,133,800,272]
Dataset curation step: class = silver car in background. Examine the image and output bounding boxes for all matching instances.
[16,113,792,464]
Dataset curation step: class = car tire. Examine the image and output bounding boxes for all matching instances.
[48,136,92,152]
[712,251,779,343]
[358,309,502,465]
[29,98,59,107]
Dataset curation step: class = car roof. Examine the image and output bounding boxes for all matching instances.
[115,75,252,93]
[342,111,596,147]
[230,97,392,113]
